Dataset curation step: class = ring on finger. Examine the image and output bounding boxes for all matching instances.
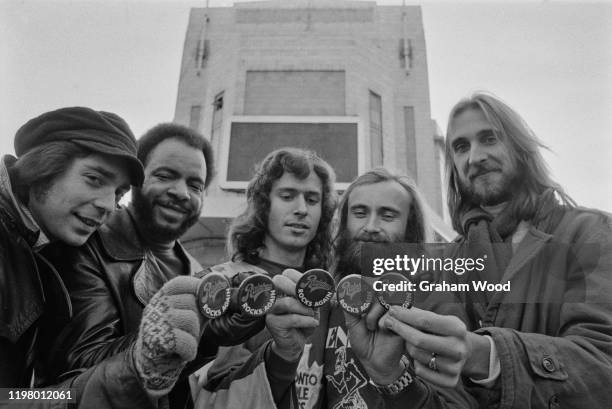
[428,352,438,372]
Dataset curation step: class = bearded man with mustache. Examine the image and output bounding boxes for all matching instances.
[318,169,475,409]
[43,124,266,408]
[334,224,399,278]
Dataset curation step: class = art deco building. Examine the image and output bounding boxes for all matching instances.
[174,0,452,266]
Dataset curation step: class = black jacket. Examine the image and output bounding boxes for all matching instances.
[0,160,152,409]
[0,192,72,388]
[43,207,208,409]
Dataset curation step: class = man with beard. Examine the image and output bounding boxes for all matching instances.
[45,123,261,408]
[197,168,476,409]
[386,93,612,408]
[316,168,475,409]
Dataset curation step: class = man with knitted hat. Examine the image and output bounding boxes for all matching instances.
[0,107,143,389]
[42,123,267,408]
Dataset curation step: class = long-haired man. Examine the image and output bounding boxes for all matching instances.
[193,147,337,408]
[389,92,612,408]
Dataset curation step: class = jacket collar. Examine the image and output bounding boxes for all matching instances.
[97,206,201,273]
[492,196,568,298]
[96,206,146,261]
[0,156,46,248]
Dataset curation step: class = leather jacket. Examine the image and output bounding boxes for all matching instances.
[41,207,205,408]
[0,156,72,389]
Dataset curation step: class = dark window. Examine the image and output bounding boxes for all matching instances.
[211,92,224,150]
[404,106,417,181]
[369,91,383,167]
[227,122,358,184]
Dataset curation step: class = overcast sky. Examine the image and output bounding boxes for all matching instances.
[1,0,611,211]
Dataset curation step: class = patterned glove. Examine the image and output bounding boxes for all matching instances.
[134,276,205,397]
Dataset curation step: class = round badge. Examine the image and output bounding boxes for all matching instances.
[335,274,374,315]
[197,272,231,318]
[296,269,335,308]
[237,274,277,317]
[374,272,413,310]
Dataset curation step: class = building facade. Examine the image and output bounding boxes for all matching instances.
[174,0,451,266]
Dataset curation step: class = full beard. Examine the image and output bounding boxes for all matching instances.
[334,231,392,278]
[334,232,364,277]
[460,170,518,206]
[131,189,201,243]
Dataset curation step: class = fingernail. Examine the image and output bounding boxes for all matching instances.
[388,306,397,316]
[384,316,394,329]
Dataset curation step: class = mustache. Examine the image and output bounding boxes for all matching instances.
[156,198,193,213]
[467,163,498,180]
[353,232,390,243]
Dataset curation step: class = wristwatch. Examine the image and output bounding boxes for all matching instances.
[368,356,414,395]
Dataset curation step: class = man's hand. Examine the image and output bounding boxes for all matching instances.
[134,276,205,397]
[343,301,406,384]
[203,311,266,346]
[267,269,319,362]
[382,306,482,388]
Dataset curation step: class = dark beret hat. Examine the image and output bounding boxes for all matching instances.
[14,107,144,186]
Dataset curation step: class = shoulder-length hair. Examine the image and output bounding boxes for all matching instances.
[334,168,433,245]
[445,92,574,234]
[227,147,337,269]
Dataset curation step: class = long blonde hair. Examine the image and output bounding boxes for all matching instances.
[445,92,574,233]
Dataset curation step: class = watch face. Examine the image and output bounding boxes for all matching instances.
[237,273,276,317]
[374,272,413,310]
[197,272,231,318]
[336,274,374,315]
[296,268,335,308]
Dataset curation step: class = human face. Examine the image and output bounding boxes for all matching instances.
[28,154,130,246]
[132,139,206,243]
[346,181,412,243]
[448,108,518,206]
[263,171,323,265]
[346,181,412,242]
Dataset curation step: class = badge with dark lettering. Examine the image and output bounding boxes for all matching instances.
[197,272,231,318]
[296,269,335,308]
[336,274,374,315]
[374,272,413,310]
[237,273,277,317]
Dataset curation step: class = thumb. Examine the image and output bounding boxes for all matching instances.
[160,275,200,296]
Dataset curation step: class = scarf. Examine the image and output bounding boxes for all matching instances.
[458,189,562,305]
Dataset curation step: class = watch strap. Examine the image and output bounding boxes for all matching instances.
[368,356,414,395]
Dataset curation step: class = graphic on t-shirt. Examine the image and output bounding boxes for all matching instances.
[325,326,368,409]
[295,343,323,409]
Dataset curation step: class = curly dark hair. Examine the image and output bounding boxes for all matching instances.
[137,122,215,188]
[228,147,337,270]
